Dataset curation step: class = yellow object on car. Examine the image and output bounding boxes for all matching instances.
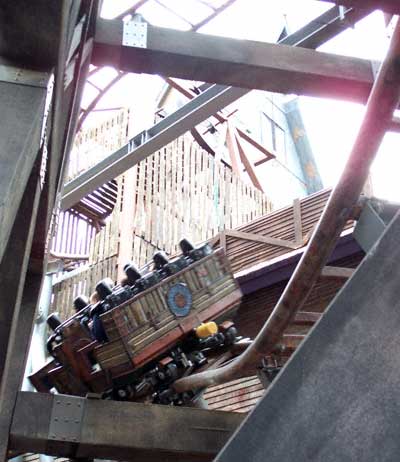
[195,321,218,338]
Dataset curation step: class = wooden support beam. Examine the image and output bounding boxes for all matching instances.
[208,234,221,248]
[10,392,244,462]
[235,128,275,161]
[233,332,312,358]
[293,311,321,325]
[234,129,264,192]
[315,0,400,15]
[165,77,198,100]
[192,0,237,31]
[190,127,216,155]
[49,251,89,261]
[93,20,379,103]
[117,167,137,280]
[321,266,356,279]
[225,229,299,250]
[220,231,227,251]
[115,0,150,20]
[293,198,303,246]
[253,156,271,167]
[280,334,306,351]
[225,122,243,177]
[166,78,273,165]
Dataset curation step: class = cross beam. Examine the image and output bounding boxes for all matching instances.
[62,7,371,209]
[61,84,248,209]
[9,392,243,462]
[93,19,378,103]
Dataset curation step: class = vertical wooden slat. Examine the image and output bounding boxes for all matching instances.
[189,141,196,242]
[182,138,188,239]
[159,146,166,251]
[170,139,177,253]
[144,157,152,248]
[176,139,183,247]
[139,160,147,237]
[118,167,136,279]
[293,197,303,246]
[152,151,159,248]
[195,142,201,243]
[164,146,170,254]
[224,166,230,230]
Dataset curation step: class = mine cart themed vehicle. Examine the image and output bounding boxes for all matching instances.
[29,239,242,405]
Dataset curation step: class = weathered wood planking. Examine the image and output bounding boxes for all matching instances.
[49,109,130,277]
[50,208,97,268]
[66,108,130,182]
[52,133,269,320]
[204,375,265,413]
[217,188,354,275]
[88,133,270,267]
[52,255,118,320]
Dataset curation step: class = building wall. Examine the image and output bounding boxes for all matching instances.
[66,108,130,183]
[234,91,319,208]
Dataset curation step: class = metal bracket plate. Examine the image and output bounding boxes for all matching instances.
[0,63,48,88]
[123,21,148,48]
[48,395,85,443]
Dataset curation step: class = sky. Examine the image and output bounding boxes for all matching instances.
[86,1,400,202]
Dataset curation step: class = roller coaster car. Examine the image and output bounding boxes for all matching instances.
[29,239,242,405]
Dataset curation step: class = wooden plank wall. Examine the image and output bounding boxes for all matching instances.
[50,110,130,316]
[52,256,119,321]
[52,133,271,319]
[52,185,123,320]
[66,108,130,182]
[88,183,121,266]
[50,210,97,259]
[49,108,130,275]
[204,376,265,413]
[218,188,354,275]
[89,134,271,267]
[127,135,270,260]
[236,252,364,339]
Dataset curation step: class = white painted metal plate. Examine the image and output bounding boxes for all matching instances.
[123,21,148,48]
